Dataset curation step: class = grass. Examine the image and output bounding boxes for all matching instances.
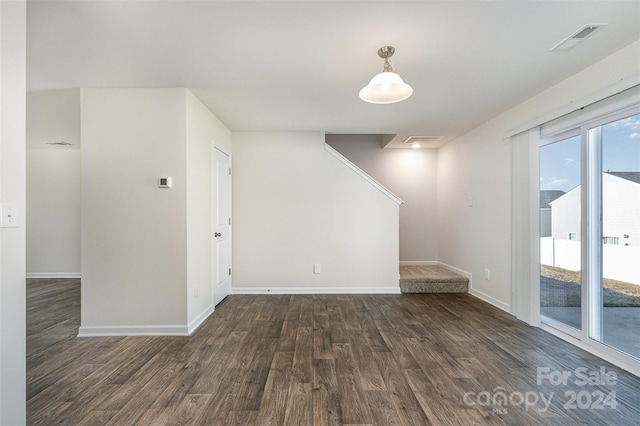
[540,265,640,307]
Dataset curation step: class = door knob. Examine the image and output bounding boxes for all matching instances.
[214,232,222,237]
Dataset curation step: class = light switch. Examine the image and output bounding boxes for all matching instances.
[0,203,18,228]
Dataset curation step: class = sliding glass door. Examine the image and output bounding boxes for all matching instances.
[540,111,640,361]
[589,114,640,359]
[539,135,582,331]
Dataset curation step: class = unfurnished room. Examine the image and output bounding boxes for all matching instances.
[1,1,640,425]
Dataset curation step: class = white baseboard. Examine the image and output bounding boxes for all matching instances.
[77,306,215,336]
[435,262,510,313]
[187,304,214,335]
[26,272,81,279]
[399,261,438,266]
[468,288,511,313]
[78,324,189,337]
[437,262,472,281]
[233,286,401,295]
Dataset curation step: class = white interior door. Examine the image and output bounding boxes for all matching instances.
[213,147,232,306]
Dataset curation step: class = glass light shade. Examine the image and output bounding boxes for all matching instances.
[359,71,413,104]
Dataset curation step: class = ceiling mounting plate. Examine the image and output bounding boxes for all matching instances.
[377,46,395,59]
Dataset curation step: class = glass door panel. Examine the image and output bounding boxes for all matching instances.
[591,113,640,359]
[540,135,582,330]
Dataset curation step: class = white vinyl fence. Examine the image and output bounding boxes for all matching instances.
[540,237,640,285]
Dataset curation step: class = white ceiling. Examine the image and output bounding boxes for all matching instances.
[27,1,640,146]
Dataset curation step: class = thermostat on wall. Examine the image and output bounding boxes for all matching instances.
[158,177,172,188]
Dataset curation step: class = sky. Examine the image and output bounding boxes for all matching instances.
[540,113,640,192]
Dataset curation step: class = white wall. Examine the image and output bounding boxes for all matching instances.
[80,88,189,331]
[185,90,232,326]
[438,119,512,306]
[26,149,81,276]
[233,132,400,292]
[0,1,27,424]
[551,186,581,242]
[550,174,640,246]
[602,174,640,247]
[26,89,81,277]
[437,40,640,310]
[80,88,229,334]
[27,89,80,149]
[326,134,438,263]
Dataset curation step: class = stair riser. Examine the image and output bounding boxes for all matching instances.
[400,282,468,293]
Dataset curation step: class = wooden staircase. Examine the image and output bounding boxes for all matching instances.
[400,265,469,293]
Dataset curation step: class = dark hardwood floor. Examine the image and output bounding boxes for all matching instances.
[27,278,640,425]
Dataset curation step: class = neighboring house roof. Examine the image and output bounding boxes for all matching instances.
[606,172,640,184]
[540,190,565,208]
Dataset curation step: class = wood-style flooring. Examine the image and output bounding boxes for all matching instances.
[27,278,640,425]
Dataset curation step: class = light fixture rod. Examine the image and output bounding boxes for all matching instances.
[383,58,393,73]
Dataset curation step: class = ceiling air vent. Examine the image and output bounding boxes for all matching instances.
[402,136,442,145]
[45,141,74,146]
[402,135,443,149]
[551,23,607,52]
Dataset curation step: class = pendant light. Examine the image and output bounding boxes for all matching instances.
[359,46,413,104]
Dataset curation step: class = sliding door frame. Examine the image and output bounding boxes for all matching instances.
[532,91,640,376]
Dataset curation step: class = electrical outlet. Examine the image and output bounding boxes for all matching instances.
[313,263,321,274]
[484,269,491,280]
[194,287,199,298]
[0,203,18,228]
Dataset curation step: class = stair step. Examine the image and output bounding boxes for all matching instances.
[399,265,469,294]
